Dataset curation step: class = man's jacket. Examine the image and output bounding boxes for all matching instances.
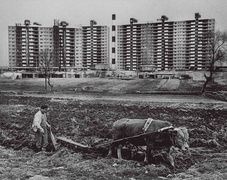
[32,110,48,132]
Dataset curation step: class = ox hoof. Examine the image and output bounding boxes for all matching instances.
[116,158,123,162]
[106,155,113,159]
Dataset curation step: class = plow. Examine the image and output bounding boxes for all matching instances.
[53,126,176,156]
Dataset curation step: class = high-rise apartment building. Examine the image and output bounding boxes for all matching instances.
[39,26,54,68]
[8,20,109,71]
[9,20,54,69]
[117,22,151,71]
[116,14,215,71]
[8,14,215,71]
[8,20,40,68]
[8,26,17,68]
[53,20,83,70]
[82,21,109,70]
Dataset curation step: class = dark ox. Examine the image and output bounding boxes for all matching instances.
[107,118,189,167]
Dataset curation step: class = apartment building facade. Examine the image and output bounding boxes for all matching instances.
[116,23,154,71]
[82,24,109,70]
[9,20,55,69]
[115,15,215,71]
[8,15,214,72]
[8,26,17,68]
[52,20,83,70]
[8,20,109,71]
[8,20,40,68]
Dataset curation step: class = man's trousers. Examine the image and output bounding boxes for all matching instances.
[35,128,48,150]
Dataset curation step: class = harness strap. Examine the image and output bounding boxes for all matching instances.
[142,118,153,132]
[123,119,130,140]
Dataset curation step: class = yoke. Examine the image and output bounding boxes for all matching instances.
[95,126,174,148]
[55,126,174,149]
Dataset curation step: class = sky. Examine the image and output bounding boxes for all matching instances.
[0,0,227,66]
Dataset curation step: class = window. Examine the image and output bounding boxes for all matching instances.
[112,26,116,31]
[112,58,115,64]
[112,36,116,42]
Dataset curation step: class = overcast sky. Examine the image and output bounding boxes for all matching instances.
[1,0,227,66]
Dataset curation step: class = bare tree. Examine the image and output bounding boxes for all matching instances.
[201,30,227,93]
[39,49,54,93]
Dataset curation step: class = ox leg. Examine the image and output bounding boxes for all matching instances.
[107,142,116,157]
[107,142,123,160]
[166,153,175,171]
[144,153,147,163]
[146,146,155,164]
[144,147,148,163]
[165,148,175,170]
[107,144,113,157]
[117,144,123,160]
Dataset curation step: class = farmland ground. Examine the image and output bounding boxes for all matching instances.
[0,78,227,179]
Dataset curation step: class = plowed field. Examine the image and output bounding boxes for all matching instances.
[1,94,227,180]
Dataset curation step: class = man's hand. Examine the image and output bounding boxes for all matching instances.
[40,128,44,133]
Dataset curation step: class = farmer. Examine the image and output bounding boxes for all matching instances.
[32,104,51,152]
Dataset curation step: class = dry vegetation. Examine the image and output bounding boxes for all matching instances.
[0,78,203,93]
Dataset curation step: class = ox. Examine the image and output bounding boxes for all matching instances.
[107,118,189,168]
